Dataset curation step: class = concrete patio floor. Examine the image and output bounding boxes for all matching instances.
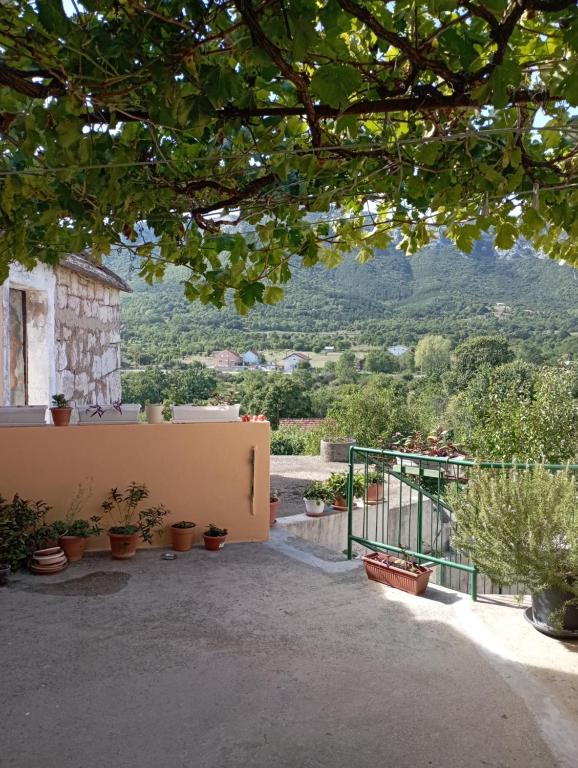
[1,534,577,768]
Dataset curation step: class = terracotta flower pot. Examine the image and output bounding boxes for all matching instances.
[108,531,139,559]
[50,407,72,427]
[58,535,87,562]
[332,494,348,511]
[170,523,196,552]
[366,483,384,505]
[269,497,280,527]
[203,533,227,551]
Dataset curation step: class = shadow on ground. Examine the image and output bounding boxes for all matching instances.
[0,544,576,768]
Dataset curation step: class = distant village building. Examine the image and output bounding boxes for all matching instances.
[492,303,512,318]
[242,350,263,366]
[212,349,242,368]
[323,345,335,353]
[0,255,131,406]
[387,345,409,357]
[281,352,310,373]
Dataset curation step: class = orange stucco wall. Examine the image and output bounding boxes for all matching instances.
[0,421,270,550]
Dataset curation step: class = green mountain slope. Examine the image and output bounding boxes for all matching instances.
[108,235,578,364]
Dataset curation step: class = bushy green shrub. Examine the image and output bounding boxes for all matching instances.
[0,495,52,571]
[449,465,578,627]
[447,363,578,462]
[326,382,413,447]
[270,427,308,455]
[451,335,514,389]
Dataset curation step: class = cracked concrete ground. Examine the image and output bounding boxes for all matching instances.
[1,536,577,768]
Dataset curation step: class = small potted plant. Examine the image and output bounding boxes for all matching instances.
[54,518,103,562]
[365,466,385,505]
[101,482,170,559]
[52,483,101,562]
[50,393,73,427]
[325,472,364,511]
[450,464,578,636]
[269,488,281,527]
[203,523,228,551]
[170,520,197,551]
[303,481,327,517]
[362,551,433,595]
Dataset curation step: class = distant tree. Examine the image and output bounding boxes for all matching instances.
[408,382,451,434]
[167,364,218,404]
[327,382,413,447]
[447,363,578,462]
[397,351,415,372]
[324,360,337,374]
[336,351,358,384]
[240,373,312,428]
[365,350,396,374]
[414,335,451,378]
[122,368,168,406]
[452,335,514,388]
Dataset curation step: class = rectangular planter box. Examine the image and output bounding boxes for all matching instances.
[0,406,47,426]
[172,404,240,423]
[362,552,433,595]
[77,404,141,424]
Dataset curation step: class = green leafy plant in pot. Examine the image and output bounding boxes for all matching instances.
[52,483,102,562]
[101,483,170,559]
[170,520,197,552]
[325,472,364,511]
[203,523,228,551]
[50,393,73,427]
[449,464,578,635]
[303,481,328,517]
[365,466,386,505]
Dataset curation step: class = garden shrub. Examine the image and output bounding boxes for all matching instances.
[270,427,308,455]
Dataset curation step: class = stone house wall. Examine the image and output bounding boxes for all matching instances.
[54,266,122,405]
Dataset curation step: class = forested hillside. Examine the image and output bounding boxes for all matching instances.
[108,235,578,367]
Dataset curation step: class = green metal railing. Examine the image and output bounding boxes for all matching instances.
[346,447,578,600]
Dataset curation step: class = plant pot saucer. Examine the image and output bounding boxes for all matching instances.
[331,504,348,512]
[524,607,578,640]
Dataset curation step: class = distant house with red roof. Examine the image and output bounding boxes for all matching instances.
[212,349,242,368]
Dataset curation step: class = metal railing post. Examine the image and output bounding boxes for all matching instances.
[470,566,478,602]
[416,483,423,556]
[346,446,354,560]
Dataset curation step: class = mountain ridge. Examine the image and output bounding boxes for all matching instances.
[107,235,578,363]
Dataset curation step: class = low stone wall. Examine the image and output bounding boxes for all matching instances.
[54,266,122,405]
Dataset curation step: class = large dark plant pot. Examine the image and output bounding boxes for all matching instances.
[0,563,10,586]
[532,587,578,632]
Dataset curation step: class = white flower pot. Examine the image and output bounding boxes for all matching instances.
[145,404,164,424]
[172,404,240,423]
[304,498,325,517]
[77,404,141,424]
[0,406,47,426]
